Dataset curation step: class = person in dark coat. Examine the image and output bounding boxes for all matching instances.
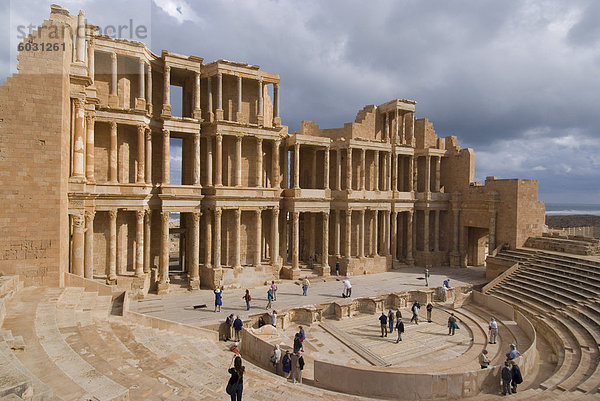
[388,310,395,334]
[379,312,388,337]
[510,360,523,393]
[226,355,244,401]
[426,303,433,322]
[233,316,243,342]
[448,313,459,335]
[410,301,420,324]
[501,361,512,395]
[293,333,303,353]
[282,350,292,378]
[395,319,405,343]
[214,287,223,312]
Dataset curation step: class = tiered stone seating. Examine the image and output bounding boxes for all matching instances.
[525,235,600,256]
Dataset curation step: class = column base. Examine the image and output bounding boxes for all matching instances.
[450,251,466,268]
[315,264,330,276]
[192,108,202,120]
[106,277,117,285]
[157,282,170,295]
[273,117,281,127]
[146,103,153,114]
[215,109,224,121]
[280,266,301,280]
[69,176,86,184]
[188,277,200,290]
[405,257,415,267]
[161,105,171,118]
[234,111,244,123]
[135,98,146,111]
[108,94,119,108]
[208,111,214,123]
[257,114,264,126]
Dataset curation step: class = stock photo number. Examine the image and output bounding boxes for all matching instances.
[17,40,65,52]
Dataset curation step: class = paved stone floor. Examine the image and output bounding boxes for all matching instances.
[131,266,487,327]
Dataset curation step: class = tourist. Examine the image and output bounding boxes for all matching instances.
[448,313,459,336]
[507,343,520,361]
[293,332,303,353]
[388,310,395,334]
[225,314,235,341]
[379,312,388,337]
[479,349,490,369]
[271,280,278,301]
[410,301,420,324]
[233,316,243,342]
[266,287,274,309]
[510,360,523,393]
[424,267,430,286]
[309,254,314,271]
[426,303,433,322]
[501,361,513,395]
[396,309,402,322]
[489,317,498,344]
[271,310,278,327]
[291,351,304,384]
[257,316,266,328]
[214,287,223,313]
[270,344,282,374]
[243,289,251,310]
[226,355,244,401]
[282,350,292,378]
[298,325,306,342]
[335,260,340,276]
[395,318,405,343]
[443,278,451,289]
[343,279,352,298]
[302,277,310,296]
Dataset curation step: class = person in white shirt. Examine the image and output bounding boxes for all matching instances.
[489,317,498,344]
[343,279,352,298]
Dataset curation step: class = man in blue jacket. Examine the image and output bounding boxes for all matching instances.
[233,316,243,342]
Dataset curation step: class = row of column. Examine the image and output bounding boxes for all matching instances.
[382,110,415,145]
[416,155,442,193]
[162,65,200,118]
[420,209,442,252]
[103,52,152,108]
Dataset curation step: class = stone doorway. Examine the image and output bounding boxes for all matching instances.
[466,226,489,266]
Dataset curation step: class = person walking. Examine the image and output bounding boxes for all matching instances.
[388,310,395,334]
[291,351,304,384]
[302,277,310,296]
[507,343,520,361]
[233,316,243,342]
[410,302,420,324]
[298,326,306,342]
[270,281,278,301]
[214,287,223,312]
[266,288,274,309]
[293,333,303,353]
[335,261,340,276]
[424,267,430,286]
[379,312,388,337]
[510,360,523,393]
[271,310,278,327]
[282,350,292,378]
[396,309,402,322]
[501,361,513,395]
[243,289,251,311]
[343,279,352,298]
[479,349,490,369]
[426,303,433,322]
[448,313,459,335]
[489,317,498,344]
[225,314,235,341]
[270,344,282,374]
[395,319,405,343]
[226,355,244,401]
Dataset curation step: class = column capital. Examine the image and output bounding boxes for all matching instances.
[192,211,201,222]
[215,207,222,218]
[85,210,96,222]
[145,128,152,141]
[293,211,300,219]
[274,139,281,147]
[145,209,152,218]
[136,210,145,220]
[73,97,84,108]
[164,64,170,73]
[110,121,117,131]
[235,135,242,143]
[234,208,242,218]
[72,213,85,227]
[272,206,280,214]
[161,211,170,224]
[109,209,118,220]
[137,124,145,134]
[193,131,201,140]
[257,137,263,145]
[110,52,117,61]
[162,128,170,138]
[85,113,95,125]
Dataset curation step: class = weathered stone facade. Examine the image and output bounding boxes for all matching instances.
[0,6,545,293]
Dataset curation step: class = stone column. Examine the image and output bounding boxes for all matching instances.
[359,209,365,257]
[391,211,397,260]
[214,207,222,267]
[146,63,152,108]
[235,136,242,187]
[159,211,170,290]
[401,113,407,144]
[374,151,380,191]
[144,210,152,273]
[162,129,170,184]
[234,209,241,268]
[256,138,263,187]
[324,148,330,190]
[395,109,399,144]
[72,99,85,178]
[215,134,223,186]
[110,52,117,95]
[384,210,391,256]
[193,71,201,119]
[424,210,430,252]
[435,156,441,192]
[382,113,387,141]
[346,148,353,190]
[254,209,262,266]
[207,76,214,122]
[373,211,378,256]
[293,143,300,189]
[412,156,418,192]
[434,209,440,252]
[204,209,212,267]
[360,148,366,191]
[425,155,431,193]
[85,113,95,181]
[108,209,117,284]
[109,122,118,183]
[162,65,171,116]
[334,210,341,257]
[189,211,200,289]
[137,125,145,183]
[138,58,145,101]
[236,75,242,122]
[489,194,498,252]
[272,140,280,188]
[392,153,397,192]
[283,145,289,189]
[336,150,342,190]
[206,137,213,186]
[322,212,329,270]
[292,211,299,269]
[406,211,414,265]
[71,213,84,276]
[88,39,94,83]
[257,79,264,124]
[311,148,317,188]
[345,209,352,257]
[452,207,460,253]
[135,210,144,277]
[273,83,280,125]
[192,132,201,186]
[84,211,95,279]
[215,72,223,120]
[411,113,416,146]
[143,128,152,184]
[386,153,392,190]
[76,11,85,62]
[308,213,316,259]
[271,207,279,265]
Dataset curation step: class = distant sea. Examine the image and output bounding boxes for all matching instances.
[545,203,600,216]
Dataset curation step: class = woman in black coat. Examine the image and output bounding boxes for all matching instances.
[510,360,523,393]
[227,356,245,401]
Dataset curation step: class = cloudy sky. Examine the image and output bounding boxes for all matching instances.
[2,0,599,205]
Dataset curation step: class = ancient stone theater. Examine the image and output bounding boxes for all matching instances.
[3,5,600,401]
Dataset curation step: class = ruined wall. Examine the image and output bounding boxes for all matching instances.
[0,20,71,285]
